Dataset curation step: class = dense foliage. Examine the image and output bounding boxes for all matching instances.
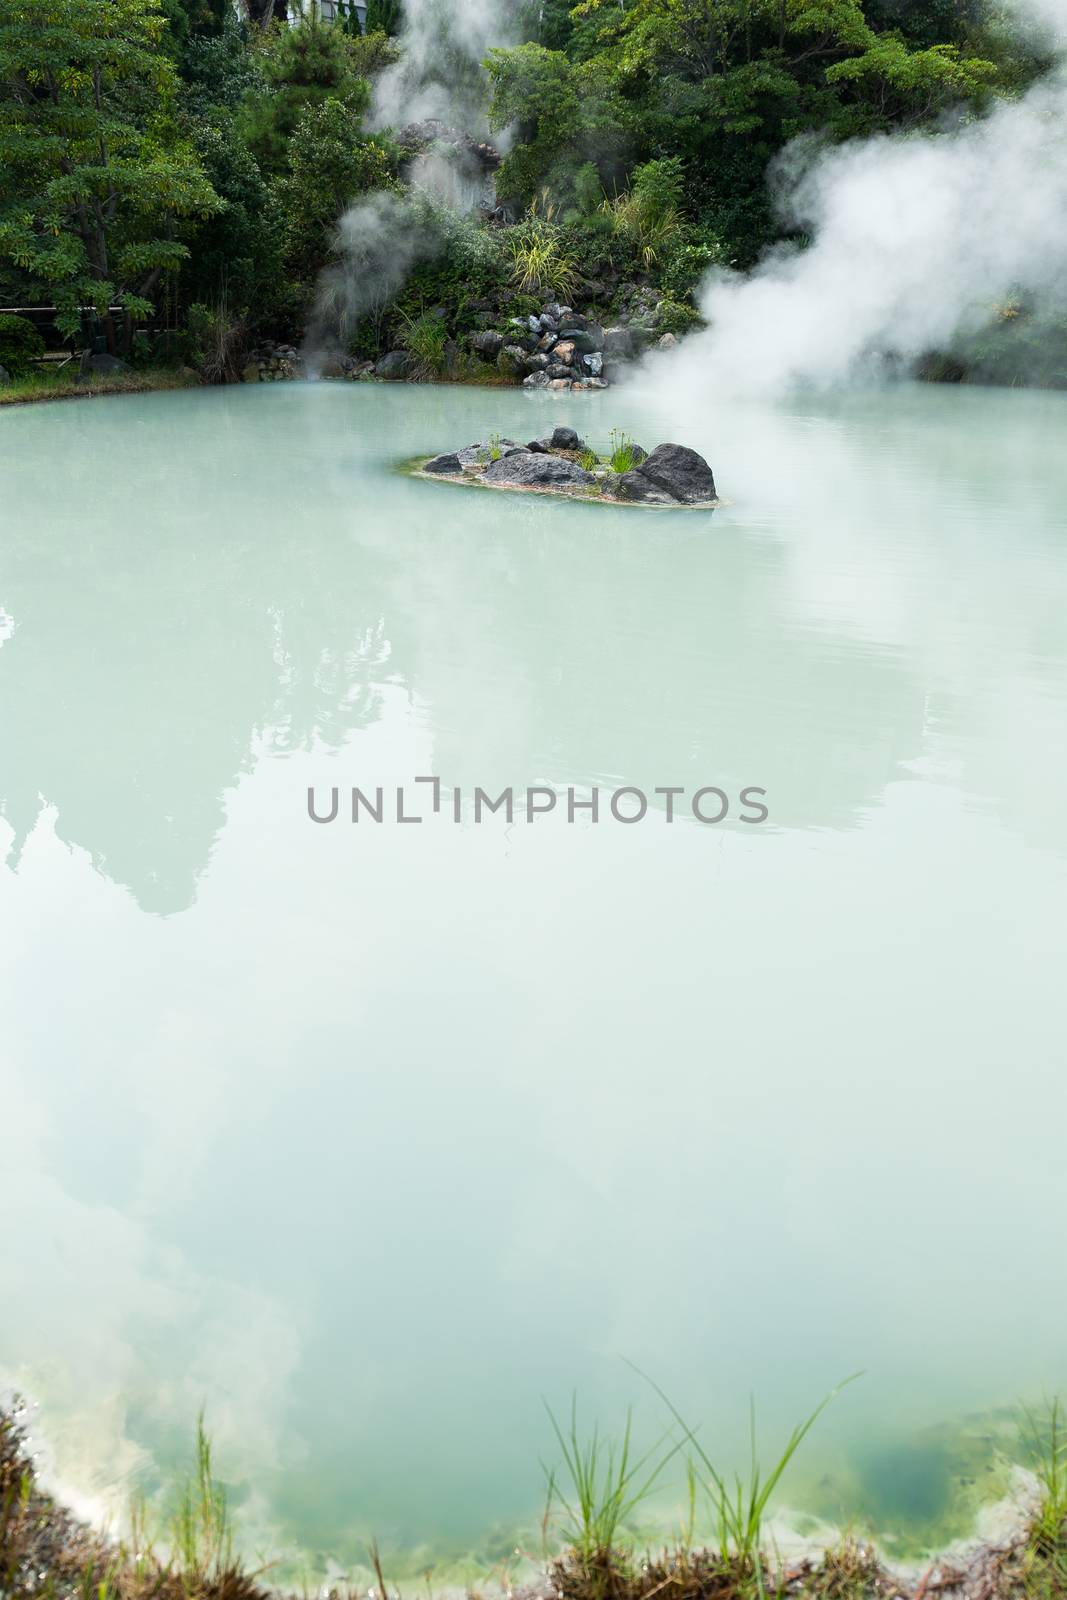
[0,0,1056,379]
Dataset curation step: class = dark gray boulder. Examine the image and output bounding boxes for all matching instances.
[522,371,550,389]
[78,351,129,380]
[470,330,504,358]
[549,426,584,451]
[483,453,594,491]
[638,443,716,504]
[524,351,550,372]
[423,452,463,475]
[497,344,528,376]
[375,349,413,379]
[506,321,539,352]
[604,470,679,505]
[558,319,604,354]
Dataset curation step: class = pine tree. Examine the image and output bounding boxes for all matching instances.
[364,0,401,38]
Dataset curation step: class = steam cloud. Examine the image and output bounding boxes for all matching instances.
[305,0,522,366]
[303,191,439,368]
[657,3,1067,396]
[370,0,523,133]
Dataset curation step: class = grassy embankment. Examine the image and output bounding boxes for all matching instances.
[0,367,201,407]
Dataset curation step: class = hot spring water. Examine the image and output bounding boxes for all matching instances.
[1,378,1065,1573]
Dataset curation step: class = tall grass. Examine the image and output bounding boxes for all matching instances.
[170,1414,233,1588]
[630,1367,859,1596]
[543,1397,681,1578]
[398,311,449,380]
[508,224,579,299]
[1022,1398,1067,1598]
[607,431,639,474]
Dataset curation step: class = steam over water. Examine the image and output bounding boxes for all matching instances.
[654,1,1067,397]
[1,381,1066,1575]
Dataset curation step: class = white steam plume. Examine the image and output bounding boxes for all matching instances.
[370,0,523,134]
[303,191,439,369]
[656,10,1067,397]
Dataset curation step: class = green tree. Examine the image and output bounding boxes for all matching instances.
[364,0,403,36]
[185,115,281,310]
[240,11,371,171]
[0,0,220,355]
[485,43,625,204]
[276,96,397,282]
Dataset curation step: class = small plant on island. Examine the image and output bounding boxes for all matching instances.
[608,430,639,473]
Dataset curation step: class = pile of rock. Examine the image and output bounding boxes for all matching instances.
[241,342,303,382]
[464,300,687,390]
[467,304,610,391]
[421,427,717,507]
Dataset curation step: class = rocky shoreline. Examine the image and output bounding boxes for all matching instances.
[239,295,681,391]
[418,427,718,506]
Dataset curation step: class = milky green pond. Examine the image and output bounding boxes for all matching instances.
[1,379,1065,1574]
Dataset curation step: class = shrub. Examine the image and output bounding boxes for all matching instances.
[602,159,687,269]
[654,298,702,335]
[508,220,579,298]
[185,301,246,383]
[398,309,448,378]
[571,161,604,217]
[0,314,44,375]
[660,239,725,301]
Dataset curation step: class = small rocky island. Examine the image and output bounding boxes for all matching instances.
[419,427,717,506]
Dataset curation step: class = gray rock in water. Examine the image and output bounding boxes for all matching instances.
[638,442,716,504]
[604,470,679,505]
[522,371,550,388]
[376,349,413,379]
[483,452,594,491]
[423,452,463,475]
[549,426,584,451]
[456,438,526,466]
[470,330,504,358]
